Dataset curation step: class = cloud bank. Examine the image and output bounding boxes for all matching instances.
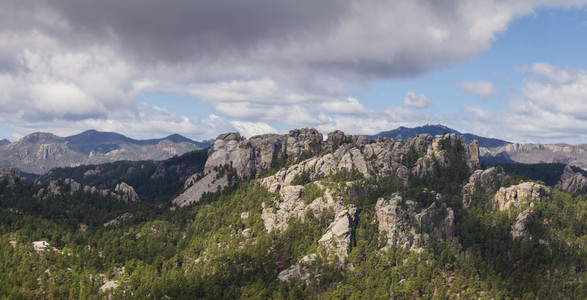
[1,0,586,141]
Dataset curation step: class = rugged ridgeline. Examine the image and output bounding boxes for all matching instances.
[173,128,480,278]
[174,128,479,207]
[370,124,509,148]
[481,142,587,171]
[370,124,587,172]
[0,130,209,174]
[171,128,577,284]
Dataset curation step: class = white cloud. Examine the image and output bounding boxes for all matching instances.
[523,63,587,119]
[403,92,432,109]
[455,63,587,144]
[318,97,372,115]
[457,81,497,98]
[231,121,278,138]
[2,1,587,141]
[463,106,490,119]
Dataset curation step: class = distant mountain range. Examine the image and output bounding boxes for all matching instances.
[370,124,586,171]
[0,130,211,174]
[369,124,511,148]
[1,125,585,175]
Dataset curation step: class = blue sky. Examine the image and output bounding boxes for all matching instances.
[1,1,587,144]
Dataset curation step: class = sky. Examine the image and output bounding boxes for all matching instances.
[1,0,587,144]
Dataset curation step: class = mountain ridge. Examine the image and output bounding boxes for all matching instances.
[0,130,211,174]
[368,124,511,148]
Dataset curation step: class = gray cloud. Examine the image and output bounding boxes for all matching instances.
[2,0,587,140]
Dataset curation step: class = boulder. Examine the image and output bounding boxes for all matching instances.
[277,254,316,282]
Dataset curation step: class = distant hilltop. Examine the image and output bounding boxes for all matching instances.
[368,124,510,148]
[0,130,210,174]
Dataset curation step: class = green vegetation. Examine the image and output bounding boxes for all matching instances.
[0,143,585,298]
[496,163,586,186]
[40,149,208,202]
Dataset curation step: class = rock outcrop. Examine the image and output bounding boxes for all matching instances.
[204,129,480,183]
[277,254,316,283]
[104,212,133,227]
[511,209,533,240]
[317,207,357,262]
[0,167,24,189]
[462,167,505,206]
[35,178,140,202]
[375,192,454,251]
[114,182,140,202]
[494,182,550,211]
[204,129,323,178]
[173,170,229,207]
[260,183,344,232]
[556,165,587,194]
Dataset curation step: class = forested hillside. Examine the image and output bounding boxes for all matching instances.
[0,131,585,299]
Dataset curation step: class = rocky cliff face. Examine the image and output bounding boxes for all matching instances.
[204,130,479,182]
[493,182,550,211]
[35,178,139,202]
[114,182,140,203]
[375,192,454,251]
[556,165,587,194]
[204,128,323,178]
[511,209,533,240]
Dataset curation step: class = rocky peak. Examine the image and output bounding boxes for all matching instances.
[205,128,324,178]
[462,167,506,207]
[494,182,550,211]
[17,132,63,145]
[556,165,587,194]
[203,129,479,182]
